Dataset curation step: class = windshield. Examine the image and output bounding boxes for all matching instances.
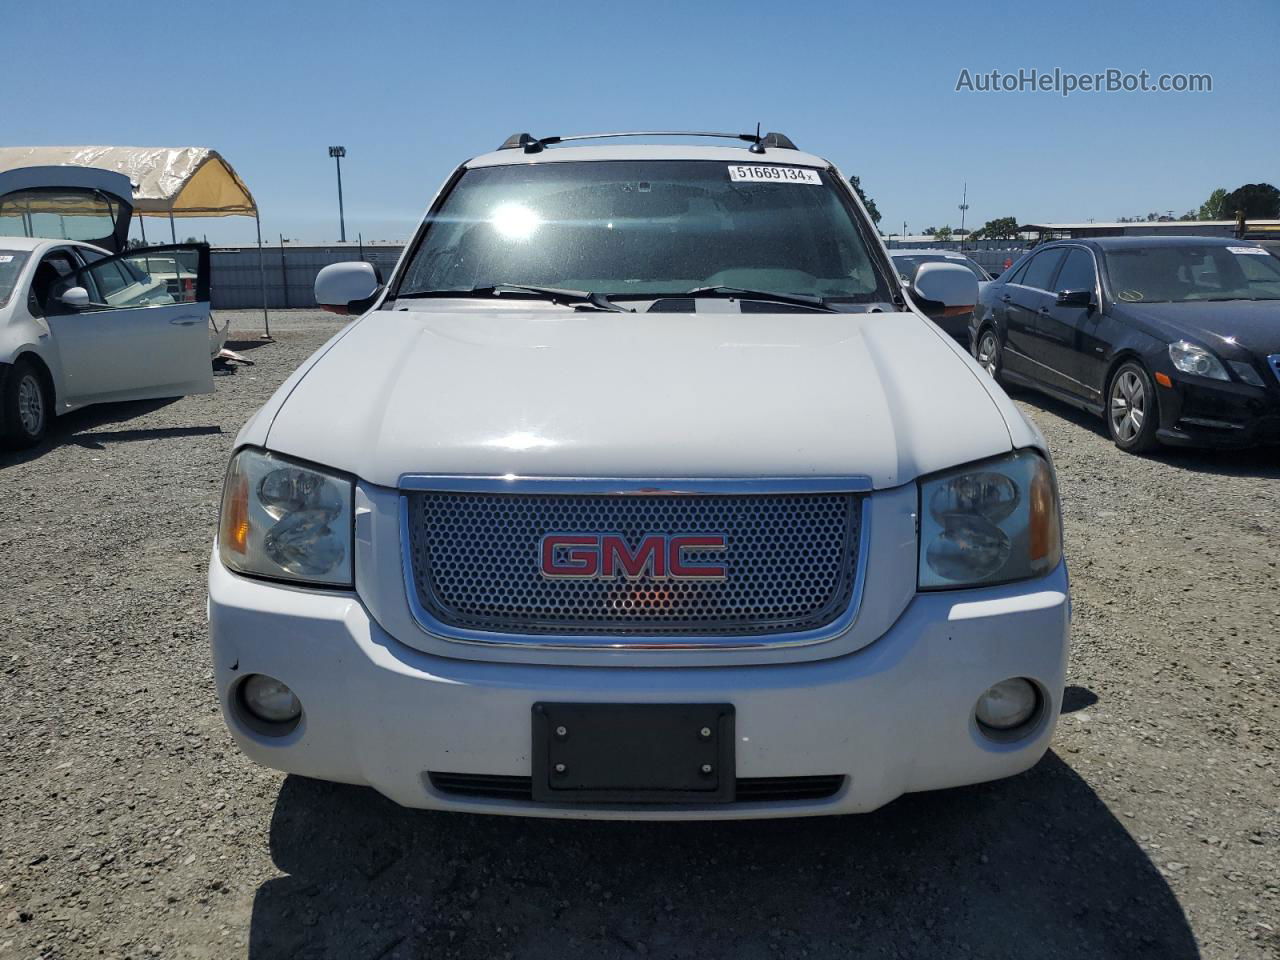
[1105,244,1280,303]
[396,160,893,304]
[0,250,30,307]
[891,254,988,282]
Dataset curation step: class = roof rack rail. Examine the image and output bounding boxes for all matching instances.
[498,130,799,155]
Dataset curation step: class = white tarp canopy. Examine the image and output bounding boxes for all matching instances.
[0,146,273,335]
[0,146,257,218]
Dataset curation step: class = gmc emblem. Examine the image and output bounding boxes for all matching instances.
[540,533,728,581]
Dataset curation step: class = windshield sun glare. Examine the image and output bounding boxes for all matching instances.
[396,160,892,304]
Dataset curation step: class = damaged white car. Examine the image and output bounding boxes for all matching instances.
[0,165,213,447]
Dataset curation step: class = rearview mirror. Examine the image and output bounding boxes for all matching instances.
[315,261,382,315]
[911,262,978,319]
[1055,288,1094,308]
[59,286,91,309]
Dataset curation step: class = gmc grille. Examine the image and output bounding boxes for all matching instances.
[403,487,864,644]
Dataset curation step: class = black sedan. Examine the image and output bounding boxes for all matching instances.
[970,237,1280,452]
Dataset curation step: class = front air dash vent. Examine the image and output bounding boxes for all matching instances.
[427,772,845,804]
[734,775,846,801]
[428,773,533,799]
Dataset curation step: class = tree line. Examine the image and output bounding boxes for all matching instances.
[849,176,1280,240]
[1176,183,1280,222]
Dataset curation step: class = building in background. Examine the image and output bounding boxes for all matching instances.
[1021,220,1280,242]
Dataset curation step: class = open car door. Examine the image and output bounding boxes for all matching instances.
[45,244,214,406]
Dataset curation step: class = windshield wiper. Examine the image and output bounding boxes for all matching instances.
[398,284,629,312]
[684,285,838,312]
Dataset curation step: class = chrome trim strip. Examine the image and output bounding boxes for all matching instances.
[398,484,873,651]
[397,474,875,495]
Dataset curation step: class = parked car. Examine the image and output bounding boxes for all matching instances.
[0,166,216,447]
[972,237,1280,452]
[210,129,1068,819]
[889,249,992,343]
[122,253,195,298]
[0,237,214,447]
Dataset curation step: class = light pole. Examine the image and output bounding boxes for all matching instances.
[328,146,347,242]
[958,182,969,244]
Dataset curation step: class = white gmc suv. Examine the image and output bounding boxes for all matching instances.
[209,131,1070,818]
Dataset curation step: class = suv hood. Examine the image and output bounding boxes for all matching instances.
[264,307,1016,490]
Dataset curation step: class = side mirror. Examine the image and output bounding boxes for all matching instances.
[1055,288,1094,308]
[315,261,382,315]
[911,262,978,319]
[59,286,91,309]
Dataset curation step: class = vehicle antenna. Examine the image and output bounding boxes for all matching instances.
[749,122,766,154]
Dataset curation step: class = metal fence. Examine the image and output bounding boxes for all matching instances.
[951,248,1028,275]
[210,243,405,309]
[208,238,1032,310]
[883,239,1031,276]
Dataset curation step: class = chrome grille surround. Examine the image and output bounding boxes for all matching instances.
[398,476,872,650]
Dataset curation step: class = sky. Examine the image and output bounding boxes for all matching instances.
[5,0,1277,245]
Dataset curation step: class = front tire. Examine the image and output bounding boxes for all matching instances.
[976,328,1003,383]
[1,359,51,449]
[1106,361,1160,453]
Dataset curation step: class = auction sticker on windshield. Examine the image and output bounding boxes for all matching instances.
[727,165,821,185]
[1227,246,1269,255]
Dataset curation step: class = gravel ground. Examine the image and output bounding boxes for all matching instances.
[2,309,1277,960]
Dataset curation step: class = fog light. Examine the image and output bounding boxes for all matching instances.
[241,674,301,723]
[975,678,1038,731]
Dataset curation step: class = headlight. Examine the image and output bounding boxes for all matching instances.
[919,450,1062,590]
[1228,360,1265,387]
[217,448,353,587]
[1169,341,1228,381]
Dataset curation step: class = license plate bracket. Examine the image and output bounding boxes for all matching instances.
[531,702,735,803]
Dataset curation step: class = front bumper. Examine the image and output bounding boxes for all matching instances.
[1156,371,1280,447]
[208,558,1070,819]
